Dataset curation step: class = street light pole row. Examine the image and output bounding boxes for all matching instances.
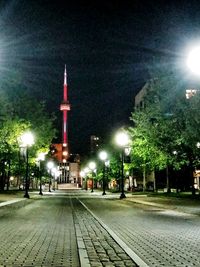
[80,130,130,199]
[19,131,60,199]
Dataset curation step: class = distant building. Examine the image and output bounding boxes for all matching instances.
[134,79,156,111]
[135,84,147,110]
[90,135,101,156]
[185,89,199,99]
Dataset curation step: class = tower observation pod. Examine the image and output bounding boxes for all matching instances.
[59,65,71,182]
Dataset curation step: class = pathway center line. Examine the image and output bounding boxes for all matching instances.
[78,198,149,267]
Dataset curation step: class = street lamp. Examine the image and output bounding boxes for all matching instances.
[80,170,85,188]
[186,46,200,76]
[99,151,108,195]
[37,152,46,195]
[47,161,54,192]
[88,161,96,193]
[52,167,59,191]
[83,167,89,190]
[19,131,34,198]
[115,131,130,199]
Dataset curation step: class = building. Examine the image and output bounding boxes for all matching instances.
[134,79,155,110]
[90,135,101,156]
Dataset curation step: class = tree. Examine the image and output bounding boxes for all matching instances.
[0,91,57,190]
[129,69,196,192]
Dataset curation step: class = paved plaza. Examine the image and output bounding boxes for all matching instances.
[0,190,200,266]
[0,191,137,267]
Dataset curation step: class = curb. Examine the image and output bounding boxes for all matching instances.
[79,199,149,267]
[0,198,29,210]
[75,222,91,267]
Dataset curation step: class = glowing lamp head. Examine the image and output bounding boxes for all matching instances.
[88,161,96,170]
[80,171,85,177]
[115,132,129,147]
[37,152,46,161]
[63,151,68,156]
[47,161,54,170]
[187,46,200,76]
[20,132,34,147]
[99,151,108,161]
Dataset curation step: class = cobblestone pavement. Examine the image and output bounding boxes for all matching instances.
[81,195,200,267]
[0,193,138,267]
[72,197,137,267]
[0,197,79,267]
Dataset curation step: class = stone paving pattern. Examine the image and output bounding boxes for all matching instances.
[82,196,200,267]
[71,197,137,267]
[0,197,80,267]
[2,190,200,267]
[0,193,139,267]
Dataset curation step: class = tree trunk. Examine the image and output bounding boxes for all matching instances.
[153,170,156,192]
[143,167,146,192]
[166,165,170,193]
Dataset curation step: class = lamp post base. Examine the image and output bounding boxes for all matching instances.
[24,193,30,198]
[120,193,126,199]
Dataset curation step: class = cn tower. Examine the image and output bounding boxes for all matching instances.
[60,65,71,162]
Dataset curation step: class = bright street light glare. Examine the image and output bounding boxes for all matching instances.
[99,151,108,161]
[88,161,96,170]
[47,161,54,170]
[187,46,200,76]
[115,132,129,147]
[20,132,34,147]
[80,171,85,177]
[37,152,46,161]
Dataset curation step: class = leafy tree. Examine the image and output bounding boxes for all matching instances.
[0,87,57,190]
[129,69,198,192]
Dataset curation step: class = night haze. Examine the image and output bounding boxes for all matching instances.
[0,0,200,156]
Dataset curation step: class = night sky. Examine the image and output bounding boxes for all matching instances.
[0,0,200,156]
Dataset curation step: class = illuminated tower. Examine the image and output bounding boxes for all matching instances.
[59,65,71,182]
[51,66,81,187]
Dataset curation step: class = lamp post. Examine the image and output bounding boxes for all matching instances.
[83,167,89,190]
[37,152,46,195]
[80,170,85,190]
[88,161,96,193]
[19,132,34,199]
[99,151,108,195]
[47,161,54,192]
[52,167,59,191]
[115,131,130,199]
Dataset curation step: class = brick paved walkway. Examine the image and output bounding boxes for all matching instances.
[0,197,79,267]
[72,197,137,267]
[0,193,139,267]
[82,197,200,267]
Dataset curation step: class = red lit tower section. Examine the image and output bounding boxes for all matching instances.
[60,66,71,181]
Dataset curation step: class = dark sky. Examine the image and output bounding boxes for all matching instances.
[0,0,200,155]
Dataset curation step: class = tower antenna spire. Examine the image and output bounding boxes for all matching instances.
[60,65,71,163]
[64,64,67,85]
